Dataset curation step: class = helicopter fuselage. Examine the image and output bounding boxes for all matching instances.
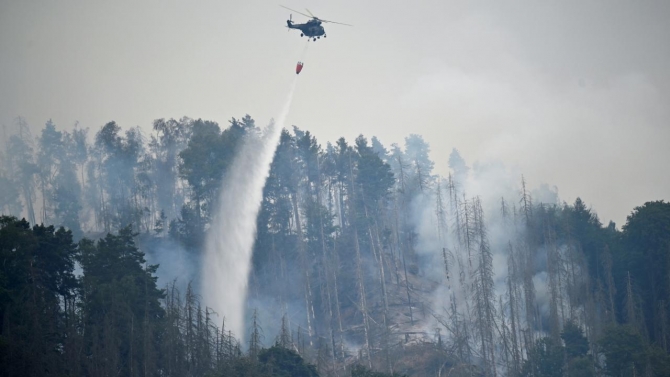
[287,19,325,37]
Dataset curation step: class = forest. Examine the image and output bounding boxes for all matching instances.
[0,116,669,377]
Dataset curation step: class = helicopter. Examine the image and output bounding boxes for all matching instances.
[281,5,352,41]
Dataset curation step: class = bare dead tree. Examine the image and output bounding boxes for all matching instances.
[471,197,497,377]
[506,244,522,374]
[435,176,449,245]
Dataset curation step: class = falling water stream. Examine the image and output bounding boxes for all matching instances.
[202,77,298,340]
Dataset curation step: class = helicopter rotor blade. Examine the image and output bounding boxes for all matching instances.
[306,8,352,26]
[279,5,313,19]
[319,19,353,26]
[280,5,352,26]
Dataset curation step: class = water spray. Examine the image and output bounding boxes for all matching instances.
[202,77,298,341]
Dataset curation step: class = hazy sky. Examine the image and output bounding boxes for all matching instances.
[1,0,668,226]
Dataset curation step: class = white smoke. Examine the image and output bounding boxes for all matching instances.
[409,155,556,333]
[202,78,298,340]
[143,237,199,295]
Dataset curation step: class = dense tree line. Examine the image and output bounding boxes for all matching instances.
[1,116,669,376]
[0,216,405,377]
